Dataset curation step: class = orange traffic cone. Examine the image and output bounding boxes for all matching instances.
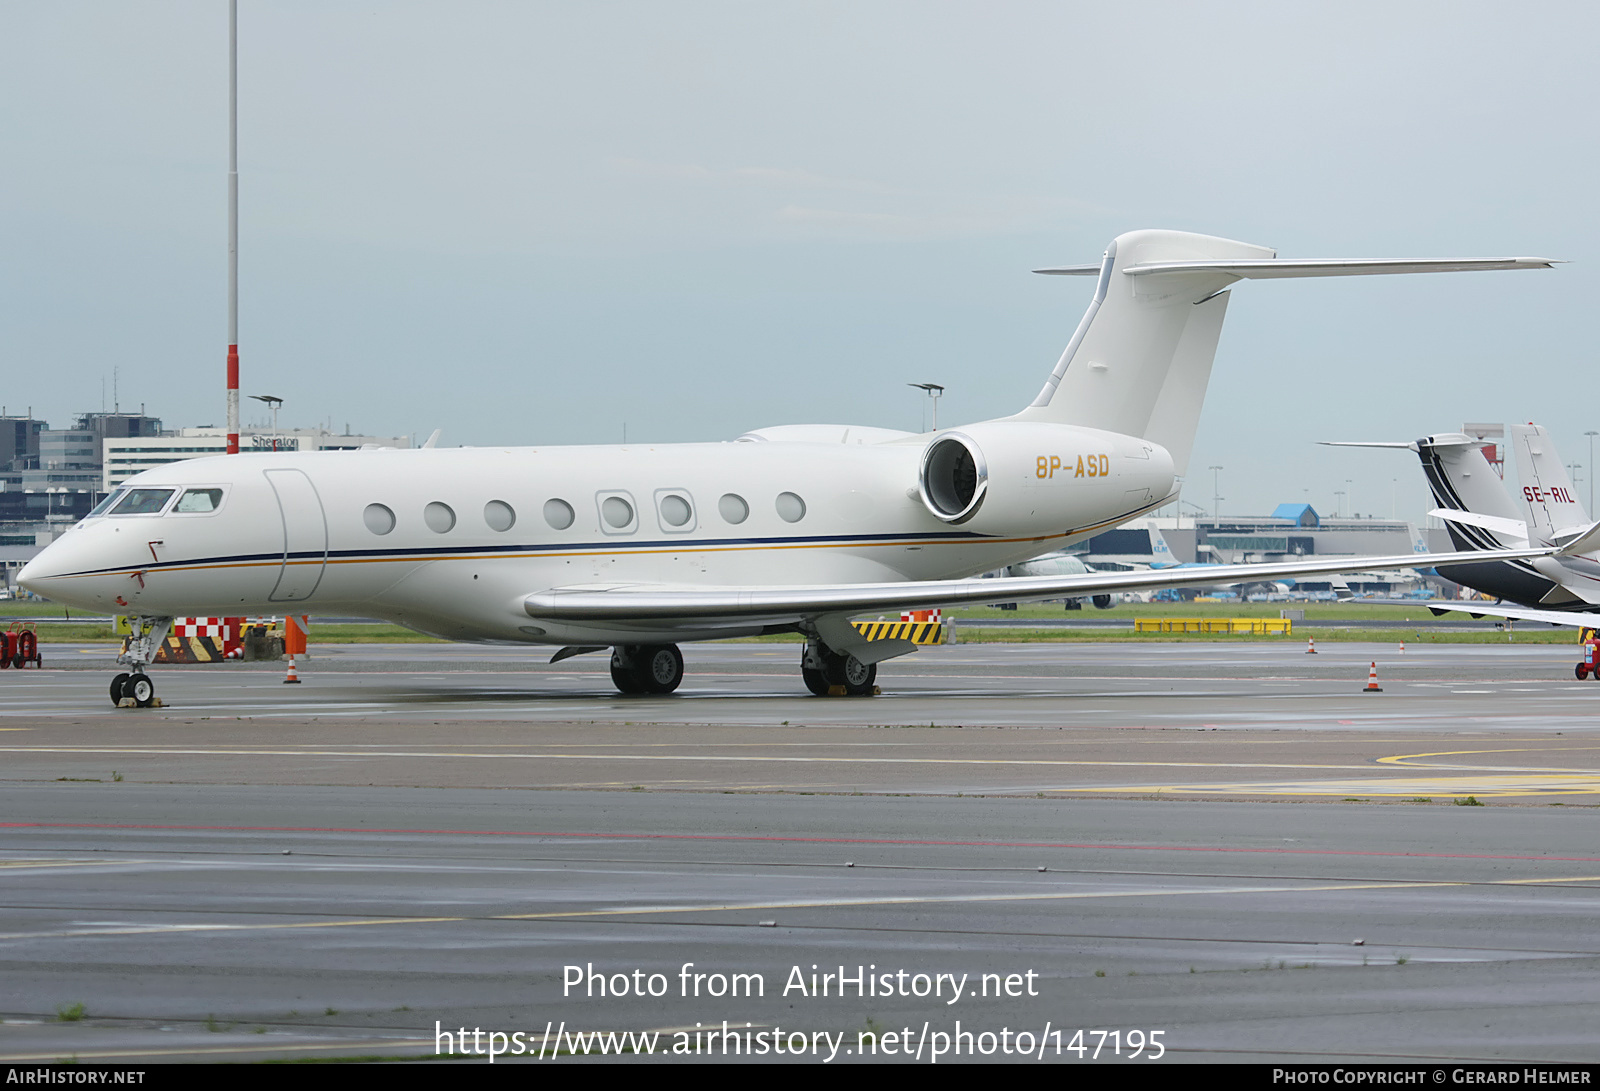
[1361,661,1382,693]
[284,655,301,684]
[1399,640,1406,655]
[1306,637,1317,654]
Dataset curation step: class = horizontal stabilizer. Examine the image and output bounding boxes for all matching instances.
[1323,435,1493,454]
[1032,263,1102,275]
[1557,521,1600,557]
[1429,508,1530,543]
[1038,257,1560,279]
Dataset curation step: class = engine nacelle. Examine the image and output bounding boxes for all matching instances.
[916,421,1175,540]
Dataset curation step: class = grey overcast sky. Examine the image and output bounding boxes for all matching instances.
[3,2,1596,522]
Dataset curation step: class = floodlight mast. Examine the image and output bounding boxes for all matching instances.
[225,0,240,455]
[909,383,945,431]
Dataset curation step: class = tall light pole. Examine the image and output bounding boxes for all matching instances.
[1587,431,1598,513]
[1345,478,1354,518]
[225,0,240,455]
[908,383,944,431]
[250,394,282,450]
[1208,465,1223,519]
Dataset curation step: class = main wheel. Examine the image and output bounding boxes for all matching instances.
[841,656,876,697]
[110,672,131,705]
[821,650,877,697]
[610,648,647,694]
[802,664,830,696]
[639,644,683,694]
[124,672,155,708]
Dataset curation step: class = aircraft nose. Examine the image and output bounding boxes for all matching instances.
[16,534,109,609]
[17,550,66,597]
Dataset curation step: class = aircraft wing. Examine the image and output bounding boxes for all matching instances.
[1415,600,1600,629]
[524,546,1552,625]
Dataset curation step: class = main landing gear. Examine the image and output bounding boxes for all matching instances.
[110,616,172,708]
[610,643,684,695]
[801,640,877,697]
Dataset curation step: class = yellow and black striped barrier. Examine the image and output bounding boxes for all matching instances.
[852,620,946,645]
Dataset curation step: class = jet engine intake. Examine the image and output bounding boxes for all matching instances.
[918,431,987,524]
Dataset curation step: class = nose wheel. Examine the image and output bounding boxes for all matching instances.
[109,616,171,708]
[609,644,684,694]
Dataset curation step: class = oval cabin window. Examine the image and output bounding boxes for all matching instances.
[424,502,456,534]
[363,503,396,535]
[484,500,516,532]
[544,499,575,530]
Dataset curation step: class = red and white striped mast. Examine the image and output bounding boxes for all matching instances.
[225,0,240,455]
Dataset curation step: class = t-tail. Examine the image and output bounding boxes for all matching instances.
[1022,230,1557,478]
[1324,432,1596,609]
[1509,423,1592,546]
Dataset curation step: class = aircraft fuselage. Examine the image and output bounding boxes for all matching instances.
[22,425,1174,645]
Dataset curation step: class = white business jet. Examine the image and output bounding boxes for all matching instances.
[18,229,1561,705]
[1326,424,1600,627]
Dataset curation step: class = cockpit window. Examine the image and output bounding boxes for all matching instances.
[110,488,176,516]
[174,488,224,513]
[86,489,127,518]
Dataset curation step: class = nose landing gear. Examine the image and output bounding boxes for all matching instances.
[110,616,172,708]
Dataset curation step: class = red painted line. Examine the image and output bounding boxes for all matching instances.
[4,822,1598,863]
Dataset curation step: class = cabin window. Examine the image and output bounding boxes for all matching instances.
[600,494,635,531]
[718,493,749,525]
[775,492,807,523]
[543,498,575,530]
[424,502,456,534]
[111,489,175,516]
[174,488,224,513]
[364,503,396,535]
[656,491,693,530]
[484,500,516,532]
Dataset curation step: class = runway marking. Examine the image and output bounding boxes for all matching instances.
[0,1038,436,1063]
[5,874,1599,943]
[1074,775,1600,798]
[1379,746,1600,771]
[15,823,1600,862]
[0,746,1379,772]
[1058,744,1600,798]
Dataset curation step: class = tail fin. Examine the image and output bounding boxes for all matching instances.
[1022,231,1558,477]
[1323,434,1528,552]
[1509,424,1590,543]
[1016,230,1268,476]
[1150,526,1175,567]
[1414,435,1528,552]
